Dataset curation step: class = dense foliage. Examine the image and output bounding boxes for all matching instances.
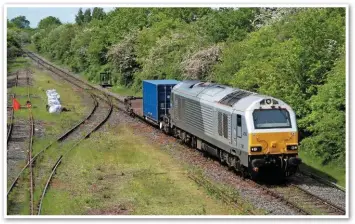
[38,16,61,30]
[7,18,33,59]
[10,7,346,167]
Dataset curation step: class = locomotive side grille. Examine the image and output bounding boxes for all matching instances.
[219,90,254,106]
[174,94,179,120]
[223,113,228,139]
[218,112,222,136]
[185,99,214,136]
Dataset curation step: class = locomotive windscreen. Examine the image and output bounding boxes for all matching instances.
[252,109,291,129]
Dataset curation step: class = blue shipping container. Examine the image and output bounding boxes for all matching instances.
[143,80,180,123]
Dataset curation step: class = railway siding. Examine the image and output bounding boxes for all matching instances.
[7,58,90,215]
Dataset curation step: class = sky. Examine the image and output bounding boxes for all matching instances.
[6,7,114,28]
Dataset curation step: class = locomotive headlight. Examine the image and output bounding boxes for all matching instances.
[287,145,298,150]
[250,146,262,152]
[266,99,272,104]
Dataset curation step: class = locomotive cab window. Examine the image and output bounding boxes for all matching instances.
[253,109,291,129]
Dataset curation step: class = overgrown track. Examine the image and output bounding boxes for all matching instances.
[188,173,257,215]
[7,93,16,144]
[6,93,97,197]
[24,51,114,215]
[7,70,35,215]
[26,70,35,215]
[7,72,18,143]
[37,94,113,215]
[7,59,112,215]
[254,181,345,215]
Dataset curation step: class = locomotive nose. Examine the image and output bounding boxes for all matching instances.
[249,132,298,155]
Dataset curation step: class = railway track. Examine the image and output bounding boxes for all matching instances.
[7,72,18,143]
[254,181,345,215]
[7,70,35,215]
[7,68,113,215]
[26,70,35,215]
[37,94,113,214]
[188,173,258,215]
[24,51,114,215]
[7,94,15,144]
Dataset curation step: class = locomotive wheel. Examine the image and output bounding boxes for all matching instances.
[219,151,225,164]
[241,167,247,180]
[191,136,197,148]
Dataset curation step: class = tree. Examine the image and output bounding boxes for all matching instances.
[10,16,30,29]
[7,30,22,58]
[92,7,106,20]
[75,8,84,25]
[195,8,257,43]
[301,50,345,165]
[154,8,212,23]
[38,16,62,29]
[7,19,15,29]
[83,8,92,24]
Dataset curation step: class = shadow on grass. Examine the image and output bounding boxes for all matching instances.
[299,163,338,184]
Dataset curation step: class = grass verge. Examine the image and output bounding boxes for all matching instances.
[41,125,256,215]
[299,150,345,188]
[110,85,142,97]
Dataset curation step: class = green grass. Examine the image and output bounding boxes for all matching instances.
[299,150,345,188]
[41,125,252,215]
[7,170,31,215]
[24,43,36,52]
[10,69,89,140]
[110,85,142,97]
[7,57,31,73]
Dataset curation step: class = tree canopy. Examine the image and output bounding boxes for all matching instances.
[10,15,30,29]
[38,16,62,29]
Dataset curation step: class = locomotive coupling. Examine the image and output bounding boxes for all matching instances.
[288,157,302,166]
[251,159,266,168]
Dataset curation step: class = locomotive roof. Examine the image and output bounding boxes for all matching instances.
[172,80,282,110]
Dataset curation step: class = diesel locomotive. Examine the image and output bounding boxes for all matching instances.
[126,80,301,179]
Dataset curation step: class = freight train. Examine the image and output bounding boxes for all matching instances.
[125,80,301,179]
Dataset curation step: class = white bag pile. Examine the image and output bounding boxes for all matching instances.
[46,89,62,113]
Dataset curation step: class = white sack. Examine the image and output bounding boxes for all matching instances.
[49,105,62,113]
